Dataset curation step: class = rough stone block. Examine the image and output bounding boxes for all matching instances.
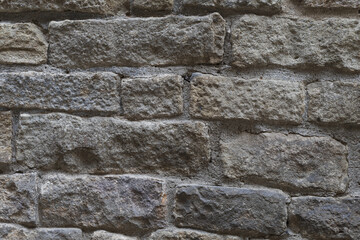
[289,197,360,239]
[221,132,348,195]
[0,224,36,240]
[303,0,359,8]
[0,23,48,65]
[149,228,245,239]
[174,185,288,237]
[231,15,360,72]
[132,0,173,15]
[0,72,120,113]
[40,174,166,235]
[49,13,225,68]
[190,74,305,124]
[16,113,209,175]
[308,81,360,125]
[0,173,38,226]
[122,75,183,119]
[0,111,12,169]
[91,230,136,240]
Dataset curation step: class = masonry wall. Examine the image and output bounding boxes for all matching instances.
[0,0,359,239]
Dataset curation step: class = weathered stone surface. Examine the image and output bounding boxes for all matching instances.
[303,0,360,8]
[49,13,225,68]
[0,0,128,14]
[122,75,183,119]
[0,173,38,226]
[190,74,305,124]
[0,23,48,65]
[289,197,360,239]
[174,185,288,237]
[40,174,166,235]
[221,132,348,195]
[91,230,136,240]
[181,0,282,15]
[132,0,173,15]
[231,15,360,72]
[0,224,36,240]
[17,113,209,175]
[0,111,12,169]
[308,81,360,125]
[0,72,120,113]
[149,228,245,239]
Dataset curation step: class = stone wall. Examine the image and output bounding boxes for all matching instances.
[0,0,359,239]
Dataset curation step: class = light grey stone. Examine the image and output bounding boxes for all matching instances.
[308,81,360,125]
[0,224,36,240]
[149,228,245,239]
[16,113,209,175]
[0,72,120,113]
[40,174,166,235]
[91,230,136,240]
[49,13,225,68]
[221,132,348,195]
[174,185,288,237]
[231,15,360,72]
[0,173,38,226]
[303,0,360,8]
[0,23,48,65]
[0,111,12,169]
[122,74,183,119]
[132,0,173,15]
[289,197,360,239]
[190,74,305,124]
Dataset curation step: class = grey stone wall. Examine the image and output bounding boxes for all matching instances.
[0,0,359,239]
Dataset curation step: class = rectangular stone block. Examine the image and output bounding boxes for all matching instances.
[0,111,12,169]
[40,174,166,235]
[289,197,360,239]
[0,0,128,14]
[190,74,305,124]
[149,229,245,240]
[303,0,360,8]
[0,23,48,65]
[0,72,120,113]
[221,132,348,195]
[49,13,225,68]
[16,113,209,175]
[132,0,173,16]
[91,230,136,240]
[0,173,38,226]
[231,15,360,72]
[181,0,282,15]
[174,185,288,237]
[122,75,183,119]
[308,81,360,125]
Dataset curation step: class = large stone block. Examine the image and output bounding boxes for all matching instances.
[0,72,120,113]
[0,23,48,65]
[0,112,12,169]
[190,74,305,124]
[39,174,166,235]
[0,173,38,226]
[308,81,360,125]
[289,197,360,239]
[49,13,225,68]
[303,0,359,8]
[221,132,348,195]
[231,15,360,72]
[16,113,209,175]
[149,228,245,239]
[122,75,183,119]
[174,185,288,237]
[0,0,128,14]
[91,230,136,240]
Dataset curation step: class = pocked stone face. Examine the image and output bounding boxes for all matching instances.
[303,0,360,8]
[0,112,12,169]
[149,228,246,239]
[91,230,136,240]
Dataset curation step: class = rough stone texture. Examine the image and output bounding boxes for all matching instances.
[289,197,360,239]
[0,72,120,113]
[308,81,360,125]
[0,224,36,240]
[303,0,360,8]
[190,74,305,124]
[181,0,282,15]
[149,228,245,239]
[174,185,288,237]
[132,0,173,15]
[49,13,225,68]
[0,111,12,169]
[16,113,209,175]
[40,174,166,235]
[91,230,136,240]
[0,23,48,65]
[221,132,348,195]
[0,0,128,14]
[122,75,183,119]
[231,15,360,72]
[0,173,38,226]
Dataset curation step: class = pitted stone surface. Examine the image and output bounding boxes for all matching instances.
[303,0,360,8]
[0,112,12,169]
[0,72,120,113]
[149,228,245,239]
[49,13,225,68]
[132,0,173,15]
[91,230,136,240]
